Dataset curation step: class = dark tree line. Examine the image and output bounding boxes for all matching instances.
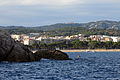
[71,40,120,49]
[30,40,120,50]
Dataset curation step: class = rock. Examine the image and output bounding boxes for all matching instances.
[6,42,35,62]
[34,50,71,60]
[0,30,14,61]
[0,30,35,62]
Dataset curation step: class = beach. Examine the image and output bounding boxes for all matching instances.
[60,49,120,52]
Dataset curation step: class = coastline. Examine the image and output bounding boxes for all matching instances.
[60,49,120,52]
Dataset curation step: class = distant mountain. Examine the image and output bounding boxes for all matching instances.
[85,20,120,29]
[34,23,82,31]
[1,20,120,31]
[34,20,120,31]
[0,26,27,29]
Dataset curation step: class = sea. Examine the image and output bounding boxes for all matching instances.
[1,52,120,80]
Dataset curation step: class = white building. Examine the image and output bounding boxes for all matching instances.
[111,37,119,42]
[23,39,35,45]
[36,36,65,43]
[11,34,21,41]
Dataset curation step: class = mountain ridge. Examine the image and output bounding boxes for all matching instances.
[0,20,120,31]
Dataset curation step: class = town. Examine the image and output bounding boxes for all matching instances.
[11,33,120,46]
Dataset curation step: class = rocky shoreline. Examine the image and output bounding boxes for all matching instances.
[0,30,71,62]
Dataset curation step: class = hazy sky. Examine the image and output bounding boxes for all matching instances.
[0,0,120,26]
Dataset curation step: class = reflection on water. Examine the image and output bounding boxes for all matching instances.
[0,52,120,80]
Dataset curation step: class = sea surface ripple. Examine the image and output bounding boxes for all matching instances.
[1,52,120,80]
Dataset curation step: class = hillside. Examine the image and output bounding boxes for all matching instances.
[36,20,120,31]
[49,27,120,36]
[0,26,26,29]
[1,20,120,31]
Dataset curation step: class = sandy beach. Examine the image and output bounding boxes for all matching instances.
[60,49,120,52]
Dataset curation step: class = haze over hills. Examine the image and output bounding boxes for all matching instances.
[1,20,120,31]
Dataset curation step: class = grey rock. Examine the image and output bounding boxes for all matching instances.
[34,50,71,60]
[0,30,35,62]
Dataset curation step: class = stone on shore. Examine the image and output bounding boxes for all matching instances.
[34,50,71,60]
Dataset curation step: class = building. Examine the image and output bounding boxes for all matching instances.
[104,37,113,42]
[11,34,22,41]
[89,35,103,41]
[111,37,119,42]
[23,39,35,45]
[36,37,57,43]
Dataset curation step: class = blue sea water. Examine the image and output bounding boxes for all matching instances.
[1,52,120,80]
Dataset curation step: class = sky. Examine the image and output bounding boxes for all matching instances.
[0,0,120,26]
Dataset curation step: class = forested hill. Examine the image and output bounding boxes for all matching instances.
[36,23,82,31]
[49,27,120,36]
[1,20,120,31]
[0,26,26,29]
[36,20,120,31]
[1,20,120,36]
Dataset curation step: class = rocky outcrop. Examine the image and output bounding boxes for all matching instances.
[5,42,35,62]
[0,30,71,62]
[0,30,14,61]
[0,30,35,62]
[34,50,71,60]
